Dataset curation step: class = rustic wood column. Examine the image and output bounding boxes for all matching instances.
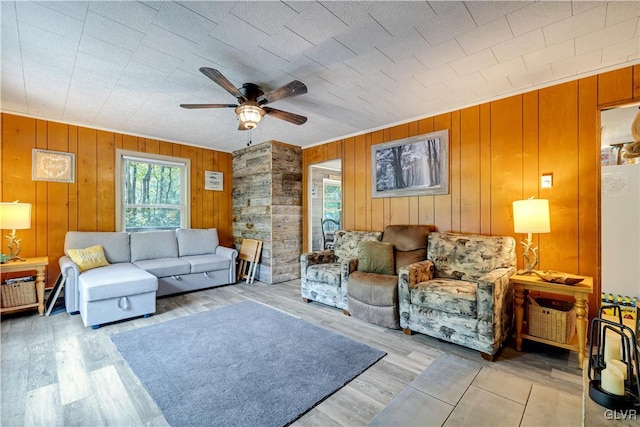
[232,141,302,284]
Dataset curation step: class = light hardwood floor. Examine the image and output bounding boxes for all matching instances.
[1,279,590,426]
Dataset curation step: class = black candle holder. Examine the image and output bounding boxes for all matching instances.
[587,306,640,410]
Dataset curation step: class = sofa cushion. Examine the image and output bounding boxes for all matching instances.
[176,228,219,257]
[65,231,130,263]
[305,263,341,287]
[410,278,477,317]
[67,244,110,272]
[181,254,230,274]
[357,241,394,275]
[427,232,516,282]
[130,230,179,262]
[133,258,191,277]
[348,271,398,306]
[333,230,382,262]
[382,225,431,274]
[78,263,157,302]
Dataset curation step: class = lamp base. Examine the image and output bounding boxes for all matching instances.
[520,233,539,274]
[4,230,25,262]
[1,254,26,263]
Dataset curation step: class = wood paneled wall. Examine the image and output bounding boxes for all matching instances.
[302,65,640,320]
[0,113,233,287]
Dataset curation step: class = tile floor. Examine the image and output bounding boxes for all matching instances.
[369,353,583,427]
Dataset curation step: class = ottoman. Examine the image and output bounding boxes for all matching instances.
[78,263,158,329]
[347,271,400,329]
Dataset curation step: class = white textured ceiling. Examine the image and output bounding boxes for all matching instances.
[1,1,639,153]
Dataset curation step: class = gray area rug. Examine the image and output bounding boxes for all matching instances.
[111,300,386,427]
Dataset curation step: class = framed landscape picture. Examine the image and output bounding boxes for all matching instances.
[371,130,449,198]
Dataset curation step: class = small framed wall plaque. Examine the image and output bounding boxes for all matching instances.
[205,171,223,191]
[32,149,75,183]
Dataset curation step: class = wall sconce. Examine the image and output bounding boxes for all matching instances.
[0,201,32,262]
[513,198,550,274]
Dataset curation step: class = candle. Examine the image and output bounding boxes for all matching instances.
[601,367,625,396]
[607,359,628,380]
[604,333,622,362]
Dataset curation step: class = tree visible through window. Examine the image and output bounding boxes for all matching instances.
[117,152,190,231]
[323,179,341,223]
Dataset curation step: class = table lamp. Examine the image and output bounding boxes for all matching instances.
[512,198,550,274]
[0,201,32,262]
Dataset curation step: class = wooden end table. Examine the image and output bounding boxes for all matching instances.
[0,256,49,316]
[511,273,593,369]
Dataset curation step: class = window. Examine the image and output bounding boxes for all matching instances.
[116,150,190,232]
[323,179,341,223]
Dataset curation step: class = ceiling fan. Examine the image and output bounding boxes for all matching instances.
[180,67,308,131]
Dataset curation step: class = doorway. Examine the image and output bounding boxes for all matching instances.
[600,103,640,309]
[308,159,342,251]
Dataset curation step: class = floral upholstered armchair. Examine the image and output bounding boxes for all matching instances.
[398,232,516,359]
[301,230,382,312]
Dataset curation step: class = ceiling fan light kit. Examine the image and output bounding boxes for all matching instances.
[235,104,265,130]
[181,67,307,132]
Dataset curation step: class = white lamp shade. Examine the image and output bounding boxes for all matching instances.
[513,199,550,234]
[0,202,32,230]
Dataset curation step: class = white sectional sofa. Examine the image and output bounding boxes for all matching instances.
[59,228,237,329]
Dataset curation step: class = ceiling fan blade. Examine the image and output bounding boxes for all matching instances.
[259,80,307,105]
[199,67,246,101]
[263,107,307,125]
[180,103,237,109]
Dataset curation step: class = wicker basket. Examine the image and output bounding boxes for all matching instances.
[526,297,576,344]
[1,281,37,308]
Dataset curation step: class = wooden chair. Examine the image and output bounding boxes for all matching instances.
[238,239,262,284]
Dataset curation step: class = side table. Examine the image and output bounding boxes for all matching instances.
[511,273,593,369]
[0,256,49,316]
